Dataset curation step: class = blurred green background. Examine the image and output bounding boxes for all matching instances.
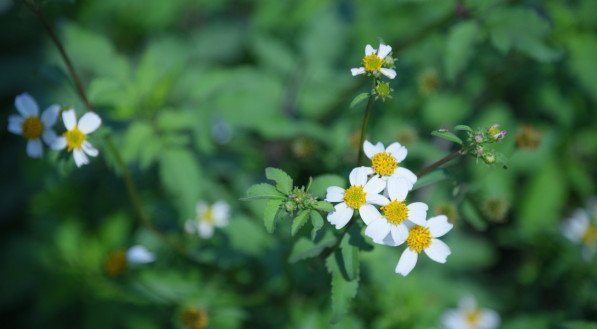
[1,0,596,328]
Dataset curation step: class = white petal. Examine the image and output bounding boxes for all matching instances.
[73,148,89,167]
[327,203,353,229]
[351,67,366,76]
[349,167,368,186]
[364,175,386,194]
[407,202,428,225]
[424,238,451,263]
[441,311,464,329]
[198,221,214,239]
[380,68,397,79]
[212,201,230,227]
[395,248,418,276]
[15,93,39,117]
[52,136,67,150]
[26,139,43,158]
[380,233,402,246]
[386,142,407,162]
[387,176,409,201]
[366,193,389,206]
[78,112,102,134]
[393,167,417,187]
[365,44,376,55]
[82,141,99,157]
[363,140,377,159]
[377,44,392,59]
[42,129,57,147]
[62,109,77,130]
[326,186,345,202]
[126,245,155,264]
[478,309,500,329]
[8,115,23,134]
[359,204,381,225]
[428,215,453,238]
[41,104,60,127]
[365,218,391,243]
[390,224,408,245]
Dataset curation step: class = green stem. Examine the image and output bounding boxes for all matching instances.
[356,82,376,165]
[415,149,465,178]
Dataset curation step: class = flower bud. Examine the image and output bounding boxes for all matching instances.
[373,81,393,101]
[482,152,496,164]
[488,124,507,141]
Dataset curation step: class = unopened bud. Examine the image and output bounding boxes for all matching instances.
[482,152,496,164]
[373,81,393,101]
[488,124,507,141]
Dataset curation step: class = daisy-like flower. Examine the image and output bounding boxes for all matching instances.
[561,208,596,260]
[395,214,453,276]
[351,43,397,79]
[325,166,387,229]
[441,297,500,329]
[53,109,101,167]
[126,245,156,264]
[185,200,230,239]
[105,245,155,276]
[7,93,59,158]
[363,140,417,188]
[363,177,429,246]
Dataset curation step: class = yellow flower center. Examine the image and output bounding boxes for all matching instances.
[381,200,409,225]
[180,307,209,329]
[64,127,86,152]
[202,207,214,224]
[105,250,127,277]
[362,53,384,73]
[343,185,366,209]
[465,309,481,326]
[371,152,397,176]
[21,116,43,139]
[582,225,596,245]
[406,225,432,253]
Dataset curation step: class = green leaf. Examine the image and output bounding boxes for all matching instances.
[310,174,345,198]
[159,148,202,215]
[431,130,463,145]
[265,167,293,195]
[562,321,597,329]
[412,169,448,190]
[326,252,359,324]
[314,201,335,213]
[349,92,370,109]
[289,230,336,263]
[244,183,285,200]
[339,235,359,281]
[461,198,487,231]
[291,210,311,236]
[445,21,481,82]
[263,199,283,233]
[454,124,473,132]
[566,34,597,104]
[310,210,324,240]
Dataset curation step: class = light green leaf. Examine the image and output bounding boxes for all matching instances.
[413,169,448,190]
[288,230,336,263]
[339,235,359,281]
[310,210,324,240]
[445,21,481,81]
[314,201,335,213]
[245,183,285,200]
[265,167,293,195]
[349,92,370,109]
[310,174,345,198]
[431,130,463,145]
[291,210,311,236]
[263,199,283,233]
[454,124,473,132]
[326,252,359,324]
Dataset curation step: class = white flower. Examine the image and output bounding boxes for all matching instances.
[363,140,417,188]
[363,177,428,246]
[395,215,453,276]
[561,208,596,260]
[325,166,388,229]
[53,109,102,167]
[441,297,500,329]
[8,93,59,158]
[126,245,156,264]
[351,43,397,79]
[185,200,230,239]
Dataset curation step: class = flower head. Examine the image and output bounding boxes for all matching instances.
[185,200,230,239]
[180,307,209,329]
[351,43,397,79]
[126,245,156,264]
[487,124,507,141]
[8,93,60,158]
[325,167,388,229]
[441,297,500,329]
[54,109,102,167]
[105,245,155,277]
[562,208,596,260]
[395,215,453,276]
[363,140,417,188]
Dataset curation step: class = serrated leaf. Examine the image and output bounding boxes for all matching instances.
[454,124,473,132]
[310,210,324,240]
[263,199,283,233]
[265,167,293,195]
[289,230,336,263]
[244,183,285,200]
[431,130,463,145]
[310,174,345,198]
[349,92,370,109]
[291,210,311,236]
[413,169,448,190]
[326,252,359,324]
[339,235,359,281]
[314,201,335,213]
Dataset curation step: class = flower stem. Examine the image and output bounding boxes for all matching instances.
[416,149,465,178]
[356,81,376,165]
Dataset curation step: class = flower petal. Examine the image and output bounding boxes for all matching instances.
[479,309,501,329]
[365,218,391,243]
[198,221,214,239]
[15,93,39,117]
[386,142,407,162]
[349,166,368,186]
[326,186,345,202]
[428,215,453,237]
[126,245,155,264]
[424,238,451,263]
[365,44,375,55]
[390,224,408,245]
[41,104,60,127]
[387,176,409,201]
[380,68,397,79]
[78,112,102,134]
[393,167,417,187]
[359,204,381,225]
[26,139,43,158]
[363,140,378,159]
[407,202,428,225]
[52,136,67,150]
[351,67,366,76]
[212,201,230,227]
[42,129,57,147]
[377,44,392,59]
[395,248,418,276]
[82,141,99,157]
[73,148,89,167]
[327,203,353,229]
[62,109,77,130]
[366,193,389,206]
[364,175,386,194]
[8,115,23,135]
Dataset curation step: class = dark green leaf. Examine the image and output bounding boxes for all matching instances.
[326,252,359,324]
[288,230,336,263]
[244,183,285,200]
[339,235,359,281]
[310,210,324,240]
[445,21,481,81]
[263,199,283,233]
[314,201,335,213]
[291,210,311,236]
[265,167,293,195]
[431,130,463,145]
[454,124,473,132]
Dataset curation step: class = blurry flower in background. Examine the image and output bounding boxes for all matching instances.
[417,68,440,96]
[53,109,102,167]
[482,197,510,223]
[363,140,417,187]
[105,245,155,277]
[562,207,596,260]
[185,200,231,239]
[395,215,452,276]
[180,307,209,329]
[8,93,60,158]
[396,127,419,147]
[487,124,507,142]
[434,202,459,224]
[351,43,397,79]
[515,124,543,149]
[441,296,500,329]
[126,245,156,264]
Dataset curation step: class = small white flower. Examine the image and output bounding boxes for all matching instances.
[395,215,453,276]
[561,208,596,260]
[8,93,59,158]
[441,297,500,329]
[325,166,388,229]
[126,245,156,264]
[53,109,102,167]
[351,43,397,79]
[363,140,417,188]
[185,200,230,239]
[363,177,428,246]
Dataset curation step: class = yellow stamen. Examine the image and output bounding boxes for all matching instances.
[180,307,209,329]
[21,116,43,139]
[381,200,409,225]
[343,185,366,209]
[582,225,596,245]
[465,309,481,326]
[64,127,86,152]
[371,152,397,176]
[202,207,214,224]
[406,225,432,253]
[362,53,384,73]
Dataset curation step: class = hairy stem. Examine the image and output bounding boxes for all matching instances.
[415,149,465,177]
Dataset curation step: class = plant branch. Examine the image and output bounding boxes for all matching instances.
[356,92,375,165]
[416,149,465,178]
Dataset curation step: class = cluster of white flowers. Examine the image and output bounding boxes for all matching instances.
[185,200,231,239]
[561,197,597,260]
[8,93,101,167]
[441,297,500,329]
[326,140,453,276]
